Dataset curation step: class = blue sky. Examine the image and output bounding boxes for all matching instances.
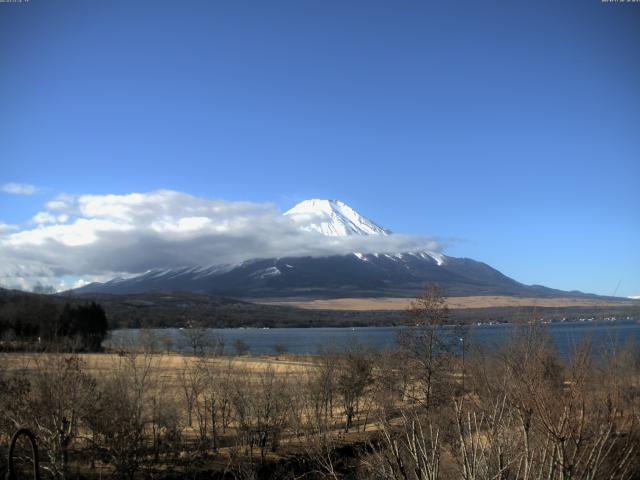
[1,0,639,296]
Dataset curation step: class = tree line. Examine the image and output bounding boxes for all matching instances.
[0,292,109,351]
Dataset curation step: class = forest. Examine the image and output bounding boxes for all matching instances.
[0,291,109,352]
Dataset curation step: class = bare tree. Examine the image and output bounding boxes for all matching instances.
[398,284,457,410]
[193,357,236,451]
[149,380,183,463]
[83,350,157,480]
[1,355,95,479]
[159,334,174,354]
[180,323,212,355]
[231,366,291,463]
[178,358,204,428]
[273,343,288,356]
[336,344,373,432]
[456,324,640,480]
[234,339,250,356]
[364,410,441,480]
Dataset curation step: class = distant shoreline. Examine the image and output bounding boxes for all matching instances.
[110,317,638,331]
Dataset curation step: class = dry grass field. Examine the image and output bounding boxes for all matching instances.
[0,351,358,477]
[1,329,638,480]
[0,351,315,379]
[257,295,638,311]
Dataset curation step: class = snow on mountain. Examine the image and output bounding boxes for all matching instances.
[74,199,475,296]
[250,266,281,280]
[285,199,390,237]
[71,198,612,300]
[284,199,444,264]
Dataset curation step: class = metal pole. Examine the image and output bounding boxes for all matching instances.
[6,428,40,480]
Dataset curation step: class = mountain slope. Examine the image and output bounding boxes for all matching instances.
[74,199,600,299]
[76,252,589,299]
[285,199,390,236]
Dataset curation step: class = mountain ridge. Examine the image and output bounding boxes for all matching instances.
[73,199,608,300]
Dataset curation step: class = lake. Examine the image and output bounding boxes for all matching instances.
[106,319,640,358]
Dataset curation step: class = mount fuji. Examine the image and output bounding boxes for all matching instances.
[285,199,391,236]
[74,199,593,299]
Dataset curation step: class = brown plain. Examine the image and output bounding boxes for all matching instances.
[258,295,637,311]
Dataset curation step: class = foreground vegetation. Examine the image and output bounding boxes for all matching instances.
[0,286,638,479]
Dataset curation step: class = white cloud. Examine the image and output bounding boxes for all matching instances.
[70,278,91,289]
[32,212,70,225]
[0,190,441,290]
[1,182,38,195]
[46,194,75,211]
[0,223,18,233]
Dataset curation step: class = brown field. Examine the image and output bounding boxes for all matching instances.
[0,351,388,474]
[1,338,638,479]
[258,295,638,311]
[0,351,345,477]
[0,351,314,377]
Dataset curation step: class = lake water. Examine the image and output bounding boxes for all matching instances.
[106,319,640,358]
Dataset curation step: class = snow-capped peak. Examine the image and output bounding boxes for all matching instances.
[284,199,390,237]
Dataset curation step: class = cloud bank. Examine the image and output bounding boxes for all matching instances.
[0,190,441,291]
[2,182,39,195]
